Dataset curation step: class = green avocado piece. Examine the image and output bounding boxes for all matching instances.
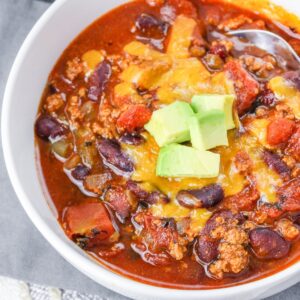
[156,144,220,178]
[189,110,228,151]
[191,94,235,130]
[144,101,194,147]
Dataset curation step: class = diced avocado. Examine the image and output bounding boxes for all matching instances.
[156,144,220,178]
[144,101,194,147]
[191,94,235,130]
[189,110,228,151]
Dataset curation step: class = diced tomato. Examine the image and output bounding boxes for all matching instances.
[267,118,295,146]
[105,186,132,220]
[225,60,259,116]
[168,0,197,17]
[285,126,300,161]
[278,178,300,212]
[64,201,115,245]
[117,105,152,133]
[221,184,260,211]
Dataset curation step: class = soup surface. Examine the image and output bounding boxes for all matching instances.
[35,0,300,289]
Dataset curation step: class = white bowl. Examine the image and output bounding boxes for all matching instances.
[2,0,300,299]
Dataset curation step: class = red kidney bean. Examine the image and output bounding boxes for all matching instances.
[88,60,112,101]
[71,165,91,180]
[195,236,219,264]
[249,227,290,259]
[135,13,168,37]
[35,114,67,141]
[209,44,228,60]
[262,150,290,180]
[147,191,170,205]
[177,184,224,209]
[119,133,145,145]
[97,139,134,173]
[257,88,276,106]
[203,210,245,236]
[284,71,300,90]
[127,181,169,204]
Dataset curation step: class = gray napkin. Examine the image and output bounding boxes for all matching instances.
[0,0,298,299]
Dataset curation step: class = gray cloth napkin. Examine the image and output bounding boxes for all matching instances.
[0,0,298,299]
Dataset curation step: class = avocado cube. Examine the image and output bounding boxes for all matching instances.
[190,110,228,151]
[144,101,194,147]
[156,144,220,178]
[191,94,235,130]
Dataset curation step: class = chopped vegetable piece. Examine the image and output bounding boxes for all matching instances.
[145,101,194,147]
[189,110,228,151]
[191,94,235,130]
[156,144,220,178]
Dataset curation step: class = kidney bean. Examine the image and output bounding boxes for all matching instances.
[249,227,290,259]
[209,44,228,60]
[284,71,300,90]
[35,114,67,141]
[88,60,112,101]
[97,139,134,173]
[119,132,146,145]
[147,191,170,205]
[203,210,245,236]
[177,184,224,209]
[71,165,91,180]
[262,150,290,180]
[257,88,276,106]
[127,181,169,204]
[195,236,219,264]
[135,13,168,36]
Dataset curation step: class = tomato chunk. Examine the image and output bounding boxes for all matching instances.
[285,126,300,161]
[278,178,300,212]
[267,118,295,146]
[117,105,152,133]
[64,201,116,247]
[225,60,259,116]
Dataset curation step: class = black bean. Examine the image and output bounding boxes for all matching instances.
[88,60,112,101]
[97,139,134,173]
[71,165,90,180]
[262,150,290,180]
[35,114,66,141]
[195,236,219,264]
[120,133,145,145]
[177,184,224,209]
[249,227,290,259]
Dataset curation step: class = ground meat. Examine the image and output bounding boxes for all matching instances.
[218,15,253,31]
[196,210,249,278]
[66,95,83,128]
[134,212,187,261]
[208,218,249,279]
[66,57,84,81]
[234,151,252,174]
[285,126,300,161]
[276,219,299,241]
[45,94,65,113]
[209,243,249,279]
[241,54,276,78]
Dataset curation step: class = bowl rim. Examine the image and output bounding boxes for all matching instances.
[2,0,300,298]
